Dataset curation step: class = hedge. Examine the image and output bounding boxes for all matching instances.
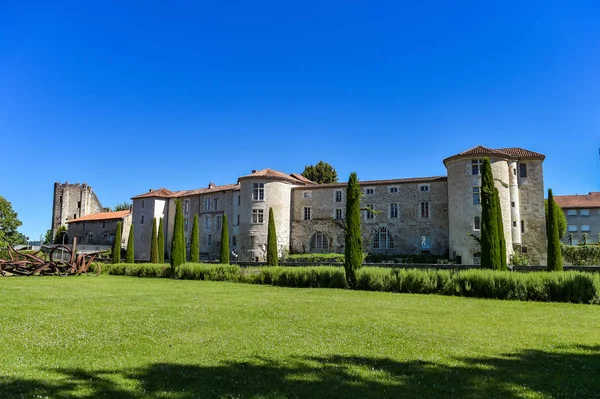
[562,244,600,266]
[90,263,600,304]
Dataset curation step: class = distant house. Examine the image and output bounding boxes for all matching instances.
[554,192,600,245]
[67,210,132,249]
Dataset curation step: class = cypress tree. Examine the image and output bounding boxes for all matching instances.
[220,214,230,264]
[344,172,362,287]
[126,224,135,263]
[547,189,563,271]
[170,199,185,271]
[266,208,278,266]
[158,217,165,263]
[191,214,199,263]
[494,187,508,270]
[480,158,500,269]
[150,217,158,263]
[112,221,122,264]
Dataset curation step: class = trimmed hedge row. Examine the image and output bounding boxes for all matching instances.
[562,244,600,266]
[93,263,600,304]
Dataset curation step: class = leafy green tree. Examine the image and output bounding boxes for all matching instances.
[43,229,53,245]
[0,195,25,245]
[113,202,131,211]
[112,222,122,264]
[126,225,134,263]
[53,225,69,244]
[170,199,185,270]
[544,199,567,239]
[494,187,508,270]
[547,189,563,271]
[480,158,501,269]
[301,161,338,184]
[158,217,165,263]
[344,172,362,287]
[220,214,230,264]
[266,208,278,266]
[150,217,159,263]
[191,214,199,263]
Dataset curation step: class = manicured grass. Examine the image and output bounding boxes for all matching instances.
[1,276,599,398]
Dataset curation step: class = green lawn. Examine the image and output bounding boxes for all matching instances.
[1,276,599,398]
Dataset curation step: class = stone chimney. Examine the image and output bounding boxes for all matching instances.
[251,170,257,173]
[208,182,216,189]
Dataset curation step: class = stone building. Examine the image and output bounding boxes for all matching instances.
[130,145,547,264]
[50,182,103,240]
[554,192,600,245]
[67,210,132,249]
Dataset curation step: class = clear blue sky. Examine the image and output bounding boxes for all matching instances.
[2,1,599,241]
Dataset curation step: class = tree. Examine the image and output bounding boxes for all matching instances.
[301,161,338,184]
[344,172,362,287]
[158,217,165,263]
[150,217,159,263]
[266,208,278,266]
[53,225,69,244]
[113,202,131,211]
[0,195,25,245]
[170,199,185,270]
[126,225,134,263]
[547,189,563,271]
[544,199,567,239]
[43,229,52,244]
[190,214,199,263]
[480,158,501,269]
[494,187,508,270]
[220,214,230,264]
[112,222,122,264]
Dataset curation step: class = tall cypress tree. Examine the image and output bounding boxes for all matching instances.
[126,225,135,263]
[220,214,230,264]
[266,208,278,266]
[494,187,508,270]
[170,199,185,271]
[112,221,122,264]
[158,217,165,263]
[480,158,500,269]
[150,217,158,263]
[344,172,362,287]
[547,189,563,271]
[191,214,199,263]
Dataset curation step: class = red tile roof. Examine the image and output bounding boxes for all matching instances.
[172,183,240,197]
[496,147,546,159]
[554,192,600,209]
[293,176,447,190]
[67,210,131,223]
[238,168,309,185]
[131,188,174,199]
[443,145,545,165]
[290,173,316,185]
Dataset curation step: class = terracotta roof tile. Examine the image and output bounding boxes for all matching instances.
[67,210,131,223]
[554,192,600,209]
[496,147,546,159]
[131,188,174,199]
[293,176,447,190]
[443,145,545,165]
[238,168,307,185]
[290,173,316,184]
[172,183,240,197]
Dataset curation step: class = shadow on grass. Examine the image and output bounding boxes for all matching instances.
[2,345,599,398]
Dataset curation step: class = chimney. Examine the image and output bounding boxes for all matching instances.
[149,189,153,192]
[208,182,216,189]
[251,170,257,173]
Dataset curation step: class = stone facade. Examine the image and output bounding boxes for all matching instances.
[51,182,103,240]
[130,146,548,265]
[555,192,600,245]
[67,210,132,249]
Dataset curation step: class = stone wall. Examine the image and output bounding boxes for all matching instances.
[51,182,103,239]
[67,214,132,249]
[518,160,547,264]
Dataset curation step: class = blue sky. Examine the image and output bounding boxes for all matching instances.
[2,1,599,240]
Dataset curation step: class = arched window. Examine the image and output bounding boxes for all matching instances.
[373,227,394,249]
[309,232,329,252]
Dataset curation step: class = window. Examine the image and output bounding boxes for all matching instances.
[83,222,87,230]
[303,191,312,198]
[335,190,343,202]
[389,187,398,194]
[236,214,240,226]
[252,209,264,224]
[232,236,237,246]
[309,232,329,251]
[140,215,144,225]
[74,214,77,219]
[373,228,394,249]
[513,221,517,227]
[102,221,106,229]
[205,216,210,229]
[184,218,189,231]
[102,232,109,240]
[472,159,482,175]
[87,233,93,244]
[580,209,590,217]
[582,225,591,232]
[419,185,430,192]
[365,188,374,195]
[519,163,527,178]
[420,235,432,250]
[473,187,480,205]
[141,200,145,209]
[213,198,219,210]
[237,195,241,206]
[184,199,190,214]
[568,225,578,232]
[204,197,211,212]
[252,183,264,201]
[207,234,212,246]
[474,216,481,230]
[78,201,81,209]
[335,208,343,220]
[521,220,525,233]
[420,202,430,218]
[303,207,311,220]
[511,201,515,208]
[521,246,528,254]
[365,205,374,219]
[567,209,577,216]
[390,203,398,218]
[216,216,222,230]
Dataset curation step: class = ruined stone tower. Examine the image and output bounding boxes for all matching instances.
[50,182,103,240]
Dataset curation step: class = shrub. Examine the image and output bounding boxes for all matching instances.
[562,244,600,266]
[220,214,229,264]
[286,253,345,263]
[150,218,159,263]
[191,214,199,263]
[158,218,165,263]
[266,208,278,266]
[177,263,241,282]
[345,172,362,286]
[126,225,134,263]
[547,189,563,271]
[112,222,122,264]
[170,199,185,270]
